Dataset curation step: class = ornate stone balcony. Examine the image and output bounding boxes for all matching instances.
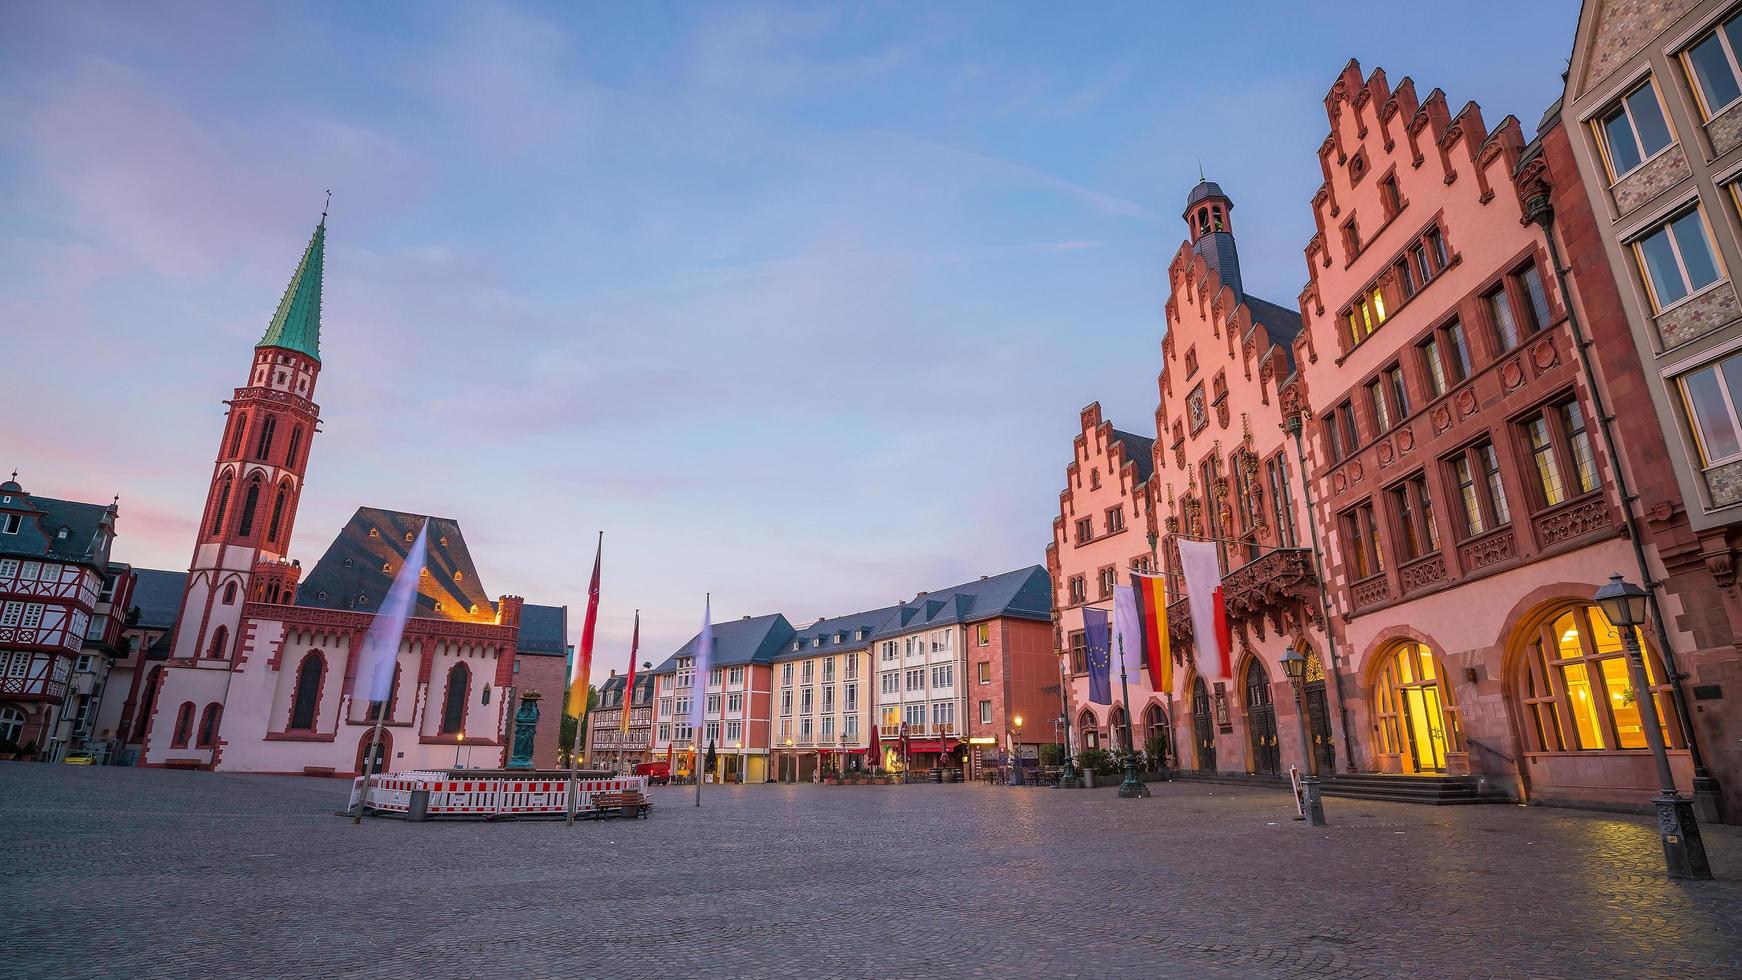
[1458,526,1516,573]
[1398,553,1449,595]
[1221,548,1319,626]
[1350,573,1391,609]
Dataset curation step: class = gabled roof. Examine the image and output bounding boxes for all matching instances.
[651,613,796,674]
[598,672,655,707]
[1110,429,1155,483]
[296,507,496,622]
[517,603,567,657]
[870,565,1051,638]
[257,219,324,362]
[777,604,903,660]
[129,568,187,630]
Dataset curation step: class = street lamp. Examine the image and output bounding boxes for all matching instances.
[1009,714,1024,786]
[454,731,465,770]
[1057,653,1081,789]
[1280,648,1326,826]
[1593,574,1712,879]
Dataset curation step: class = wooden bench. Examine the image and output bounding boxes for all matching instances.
[590,790,653,820]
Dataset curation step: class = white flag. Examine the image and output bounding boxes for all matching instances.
[359,519,429,703]
[688,596,713,738]
[1112,584,1143,676]
[1177,538,1229,680]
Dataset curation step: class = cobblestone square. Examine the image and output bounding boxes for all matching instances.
[2,766,1739,979]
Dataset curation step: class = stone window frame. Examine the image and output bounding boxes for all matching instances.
[1672,344,1742,467]
[1513,393,1602,511]
[1384,470,1441,562]
[1626,202,1727,313]
[1679,6,1742,122]
[1338,498,1386,582]
[1589,75,1679,183]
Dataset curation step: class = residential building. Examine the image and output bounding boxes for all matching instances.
[771,606,894,781]
[650,613,790,783]
[1557,0,1742,821]
[870,566,1053,779]
[96,566,185,764]
[585,668,655,772]
[0,477,134,760]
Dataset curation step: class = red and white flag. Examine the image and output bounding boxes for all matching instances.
[1177,539,1232,680]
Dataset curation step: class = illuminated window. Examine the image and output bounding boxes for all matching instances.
[1516,605,1678,753]
[1371,643,1461,772]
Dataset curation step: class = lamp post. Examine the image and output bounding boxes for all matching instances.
[454,731,465,770]
[1280,648,1326,826]
[1058,653,1081,789]
[1593,574,1712,880]
[1009,714,1024,785]
[1115,635,1150,799]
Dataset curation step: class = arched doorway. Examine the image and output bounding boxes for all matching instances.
[1077,709,1100,750]
[1143,703,1170,767]
[1304,650,1335,776]
[1191,677,1216,773]
[1243,658,1280,777]
[1373,641,1461,774]
[356,729,392,775]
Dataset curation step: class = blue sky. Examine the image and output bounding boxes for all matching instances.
[0,1,1579,665]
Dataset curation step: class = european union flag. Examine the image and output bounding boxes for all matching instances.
[1084,606,1112,705]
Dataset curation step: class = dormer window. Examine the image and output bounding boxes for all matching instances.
[454,570,463,581]
[343,558,353,568]
[56,527,68,539]
[369,528,380,539]
[356,593,368,604]
[382,561,393,573]
[317,590,328,600]
[792,640,802,651]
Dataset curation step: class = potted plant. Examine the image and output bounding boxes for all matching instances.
[0,739,18,762]
[20,741,37,762]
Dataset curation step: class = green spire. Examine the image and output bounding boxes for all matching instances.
[256,215,325,362]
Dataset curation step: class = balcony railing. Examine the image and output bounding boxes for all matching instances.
[1220,547,1319,626]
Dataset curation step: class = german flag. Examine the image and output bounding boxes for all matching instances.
[1129,571,1171,695]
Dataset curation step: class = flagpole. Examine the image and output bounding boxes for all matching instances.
[566,698,585,826]
[1115,634,1149,799]
[567,530,604,828]
[696,592,710,809]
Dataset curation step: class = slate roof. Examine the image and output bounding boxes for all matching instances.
[296,507,496,622]
[1110,429,1155,483]
[1185,179,1227,208]
[870,565,1052,638]
[777,604,903,660]
[0,488,116,567]
[651,613,796,674]
[129,568,187,630]
[257,219,324,361]
[517,603,567,657]
[598,672,655,708]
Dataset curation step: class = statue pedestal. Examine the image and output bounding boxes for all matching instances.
[509,692,540,770]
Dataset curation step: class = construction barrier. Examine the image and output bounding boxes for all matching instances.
[347,773,649,820]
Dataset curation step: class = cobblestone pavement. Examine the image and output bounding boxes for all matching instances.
[2,766,1739,979]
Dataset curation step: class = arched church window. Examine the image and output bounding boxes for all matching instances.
[172,702,195,747]
[441,662,470,734]
[1212,206,1224,231]
[236,476,262,537]
[228,414,248,457]
[207,625,228,660]
[254,416,277,461]
[209,472,234,535]
[223,582,238,605]
[286,427,302,468]
[267,483,289,543]
[196,703,222,747]
[289,653,324,730]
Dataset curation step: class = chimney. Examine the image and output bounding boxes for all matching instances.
[915,591,928,599]
[980,575,989,581]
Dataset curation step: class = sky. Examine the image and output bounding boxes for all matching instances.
[0,0,1580,668]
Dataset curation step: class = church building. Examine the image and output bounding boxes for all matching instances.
[139,216,569,777]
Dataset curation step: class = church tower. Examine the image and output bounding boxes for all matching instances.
[1184,179,1243,302]
[169,216,327,663]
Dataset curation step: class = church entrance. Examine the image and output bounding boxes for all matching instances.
[1192,677,1216,773]
[355,729,391,775]
[1244,659,1280,777]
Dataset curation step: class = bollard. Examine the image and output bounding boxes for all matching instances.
[408,787,430,822]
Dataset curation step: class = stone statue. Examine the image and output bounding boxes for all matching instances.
[509,692,540,770]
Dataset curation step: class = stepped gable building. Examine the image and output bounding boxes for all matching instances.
[870,565,1053,780]
[585,669,655,772]
[1047,405,1161,755]
[0,479,135,761]
[770,605,895,782]
[1556,0,1742,821]
[1286,60,1711,811]
[139,216,568,777]
[650,612,793,783]
[1151,179,1330,781]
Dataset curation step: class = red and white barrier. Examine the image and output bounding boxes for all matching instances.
[348,773,649,819]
